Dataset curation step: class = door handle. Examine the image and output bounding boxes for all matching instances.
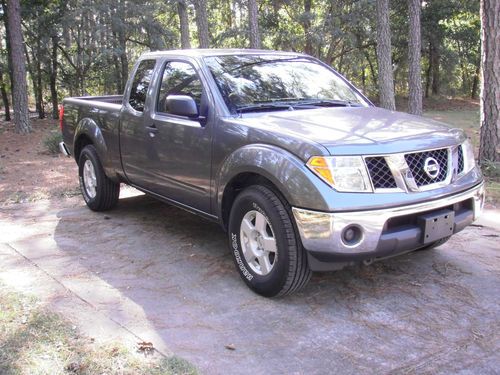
[145,124,158,138]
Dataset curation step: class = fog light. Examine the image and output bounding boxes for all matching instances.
[342,225,363,246]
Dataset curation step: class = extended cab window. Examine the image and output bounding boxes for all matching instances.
[157,61,203,114]
[129,59,156,112]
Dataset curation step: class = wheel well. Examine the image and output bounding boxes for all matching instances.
[74,135,93,162]
[221,172,287,231]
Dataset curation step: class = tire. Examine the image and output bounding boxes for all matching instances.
[416,236,451,251]
[228,185,312,297]
[78,145,119,211]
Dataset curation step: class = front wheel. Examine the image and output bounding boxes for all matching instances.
[78,145,119,211]
[228,185,311,297]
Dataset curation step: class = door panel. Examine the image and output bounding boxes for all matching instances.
[120,59,158,187]
[144,60,213,213]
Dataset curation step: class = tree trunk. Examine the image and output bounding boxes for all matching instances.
[50,36,59,119]
[194,0,210,48]
[302,0,313,55]
[479,0,500,163]
[408,0,422,115]
[376,0,396,110]
[177,0,191,49]
[6,0,30,133]
[117,1,128,91]
[35,38,45,119]
[471,56,480,100]
[430,37,440,95]
[0,67,10,121]
[248,0,261,48]
[1,0,14,104]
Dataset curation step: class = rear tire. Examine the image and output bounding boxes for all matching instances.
[228,185,311,297]
[78,145,119,211]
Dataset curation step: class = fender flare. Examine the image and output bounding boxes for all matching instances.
[216,144,332,216]
[73,117,109,169]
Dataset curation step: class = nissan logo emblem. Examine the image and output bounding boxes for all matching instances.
[423,157,440,179]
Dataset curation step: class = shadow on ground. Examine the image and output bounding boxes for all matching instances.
[9,195,500,374]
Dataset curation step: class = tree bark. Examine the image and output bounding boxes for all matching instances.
[430,37,440,95]
[471,56,480,99]
[1,0,14,104]
[248,0,261,48]
[302,0,313,55]
[50,36,59,119]
[408,0,422,115]
[194,0,210,48]
[117,1,128,91]
[376,0,396,110]
[177,0,191,49]
[0,67,10,121]
[479,0,500,163]
[6,0,30,133]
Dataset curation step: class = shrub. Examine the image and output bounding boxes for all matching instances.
[43,131,63,155]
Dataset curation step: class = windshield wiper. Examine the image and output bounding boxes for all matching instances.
[236,103,294,114]
[292,99,362,107]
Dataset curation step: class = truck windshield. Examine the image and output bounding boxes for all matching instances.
[204,55,368,114]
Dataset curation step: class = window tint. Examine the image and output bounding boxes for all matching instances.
[157,61,203,114]
[129,60,156,112]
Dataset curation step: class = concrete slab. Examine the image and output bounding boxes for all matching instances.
[1,195,499,374]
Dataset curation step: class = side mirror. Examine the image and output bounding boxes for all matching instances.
[166,95,199,118]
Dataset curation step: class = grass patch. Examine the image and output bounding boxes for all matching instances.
[0,284,197,375]
[424,109,480,147]
[42,131,63,155]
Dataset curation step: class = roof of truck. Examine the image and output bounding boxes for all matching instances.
[141,49,304,59]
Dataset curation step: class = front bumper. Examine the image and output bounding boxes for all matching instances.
[292,182,485,269]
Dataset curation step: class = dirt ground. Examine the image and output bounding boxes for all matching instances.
[1,195,499,374]
[0,118,78,205]
[1,107,499,373]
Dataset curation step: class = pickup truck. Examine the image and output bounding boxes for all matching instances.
[60,49,485,297]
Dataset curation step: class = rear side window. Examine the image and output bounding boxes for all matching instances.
[157,61,203,114]
[129,60,156,112]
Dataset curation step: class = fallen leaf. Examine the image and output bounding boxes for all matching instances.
[225,344,236,351]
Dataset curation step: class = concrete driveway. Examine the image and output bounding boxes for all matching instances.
[1,192,499,374]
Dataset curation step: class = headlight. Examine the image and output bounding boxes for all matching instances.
[461,139,476,174]
[307,156,373,192]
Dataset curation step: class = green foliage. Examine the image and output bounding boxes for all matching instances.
[0,0,481,109]
[481,160,500,179]
[43,130,62,155]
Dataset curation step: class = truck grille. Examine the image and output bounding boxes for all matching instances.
[404,148,448,187]
[457,145,464,174]
[365,157,397,189]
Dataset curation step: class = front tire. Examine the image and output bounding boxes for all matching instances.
[78,145,119,211]
[228,185,311,297]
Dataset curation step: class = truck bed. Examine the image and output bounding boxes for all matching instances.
[64,95,123,108]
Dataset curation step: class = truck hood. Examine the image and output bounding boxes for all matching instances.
[237,107,465,155]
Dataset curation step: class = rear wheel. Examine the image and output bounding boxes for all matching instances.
[78,145,119,211]
[228,185,311,297]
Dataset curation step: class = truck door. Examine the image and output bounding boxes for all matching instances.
[127,58,213,214]
[120,59,159,188]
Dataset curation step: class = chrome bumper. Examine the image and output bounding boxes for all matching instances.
[59,142,71,157]
[292,182,485,257]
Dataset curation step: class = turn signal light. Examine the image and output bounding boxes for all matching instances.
[307,156,335,185]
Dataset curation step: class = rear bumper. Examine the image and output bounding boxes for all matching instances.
[59,142,71,157]
[292,182,485,270]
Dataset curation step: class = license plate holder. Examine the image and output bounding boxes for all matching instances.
[418,209,455,245]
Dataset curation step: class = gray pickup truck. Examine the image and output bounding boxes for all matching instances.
[60,49,485,297]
